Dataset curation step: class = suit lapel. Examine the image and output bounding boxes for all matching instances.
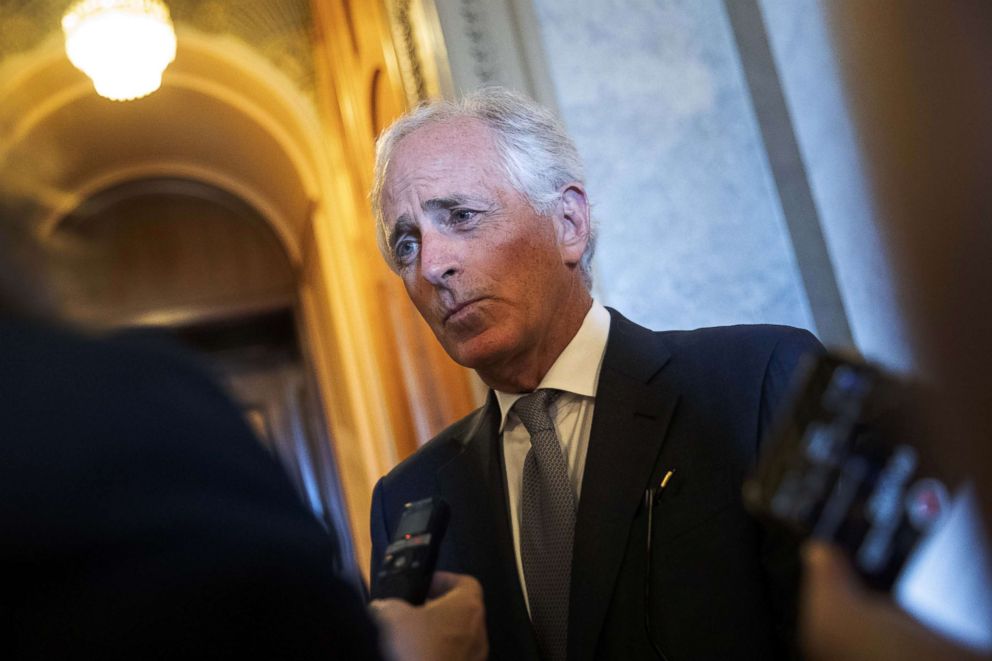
[435,393,541,659]
[568,310,679,661]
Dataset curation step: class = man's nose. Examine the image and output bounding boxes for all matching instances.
[421,232,460,286]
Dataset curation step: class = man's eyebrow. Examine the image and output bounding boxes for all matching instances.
[387,195,481,249]
[423,195,472,212]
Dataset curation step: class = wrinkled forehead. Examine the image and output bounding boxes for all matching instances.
[396,116,493,156]
[382,118,508,208]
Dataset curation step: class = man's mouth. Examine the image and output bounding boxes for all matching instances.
[443,298,485,324]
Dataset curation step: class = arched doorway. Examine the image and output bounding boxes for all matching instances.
[52,176,358,575]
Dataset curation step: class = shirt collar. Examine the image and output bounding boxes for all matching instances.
[494,301,611,432]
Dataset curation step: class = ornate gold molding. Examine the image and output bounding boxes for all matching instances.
[311,0,476,580]
[382,0,454,104]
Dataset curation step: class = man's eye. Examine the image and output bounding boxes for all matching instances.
[394,237,419,263]
[452,209,477,223]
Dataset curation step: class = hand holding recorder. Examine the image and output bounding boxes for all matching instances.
[371,571,488,661]
[369,497,487,661]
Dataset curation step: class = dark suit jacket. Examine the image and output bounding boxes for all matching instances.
[0,318,380,660]
[371,309,822,660]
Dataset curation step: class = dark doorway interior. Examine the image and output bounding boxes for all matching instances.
[51,177,357,578]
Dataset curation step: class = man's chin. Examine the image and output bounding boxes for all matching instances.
[439,332,510,373]
[444,345,495,371]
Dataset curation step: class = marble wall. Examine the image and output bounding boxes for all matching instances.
[529,0,814,334]
[758,0,912,369]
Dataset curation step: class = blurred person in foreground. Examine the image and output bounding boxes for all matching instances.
[800,2,992,660]
[0,216,486,660]
[368,86,823,660]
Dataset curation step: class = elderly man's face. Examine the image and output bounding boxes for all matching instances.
[380,118,588,385]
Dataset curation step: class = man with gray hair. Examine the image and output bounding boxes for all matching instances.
[369,87,820,660]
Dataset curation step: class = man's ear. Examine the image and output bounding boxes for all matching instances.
[553,183,591,266]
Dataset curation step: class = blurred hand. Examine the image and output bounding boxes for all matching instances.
[370,571,487,661]
[801,541,987,661]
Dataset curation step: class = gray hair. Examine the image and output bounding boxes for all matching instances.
[371,86,595,289]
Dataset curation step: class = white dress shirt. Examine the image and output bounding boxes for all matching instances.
[494,301,611,613]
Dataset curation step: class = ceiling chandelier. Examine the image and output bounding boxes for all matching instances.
[62,0,177,102]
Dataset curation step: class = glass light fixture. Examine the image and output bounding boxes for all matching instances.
[62,0,177,102]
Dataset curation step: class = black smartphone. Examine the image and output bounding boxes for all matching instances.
[371,496,450,604]
[744,353,949,590]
